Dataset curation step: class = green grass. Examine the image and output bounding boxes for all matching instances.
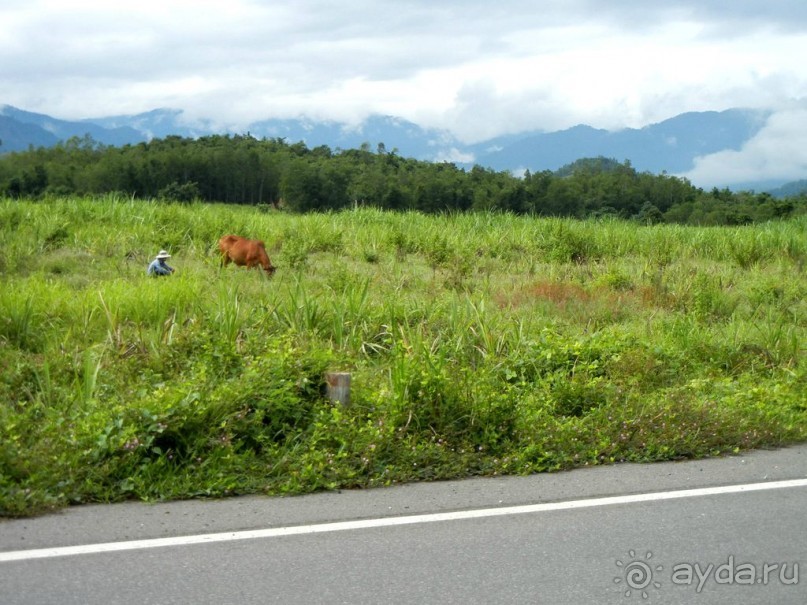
[1,195,805,516]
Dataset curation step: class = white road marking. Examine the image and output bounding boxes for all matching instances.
[2,478,806,563]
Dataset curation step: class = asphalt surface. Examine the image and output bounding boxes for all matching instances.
[1,445,806,604]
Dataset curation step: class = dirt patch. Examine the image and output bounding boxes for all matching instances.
[495,280,656,322]
[496,280,593,309]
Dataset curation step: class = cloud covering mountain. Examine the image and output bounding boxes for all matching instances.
[4,2,807,191]
[1,103,805,192]
[4,1,807,140]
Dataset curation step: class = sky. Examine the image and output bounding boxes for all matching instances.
[3,0,807,186]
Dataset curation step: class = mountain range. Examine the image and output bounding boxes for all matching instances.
[1,103,803,195]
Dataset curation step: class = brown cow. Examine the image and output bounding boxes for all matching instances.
[218,235,276,275]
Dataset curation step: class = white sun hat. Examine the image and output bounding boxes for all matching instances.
[156,250,171,259]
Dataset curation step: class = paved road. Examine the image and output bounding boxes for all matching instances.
[1,445,806,604]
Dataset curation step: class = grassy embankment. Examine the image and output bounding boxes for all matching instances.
[1,196,805,516]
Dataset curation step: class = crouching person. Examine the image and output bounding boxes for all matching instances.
[147,250,175,277]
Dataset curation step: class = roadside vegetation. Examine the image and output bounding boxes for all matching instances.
[1,196,805,516]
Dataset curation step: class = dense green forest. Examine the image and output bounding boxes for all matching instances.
[1,134,804,224]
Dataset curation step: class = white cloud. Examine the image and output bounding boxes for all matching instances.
[679,104,807,188]
[2,0,807,183]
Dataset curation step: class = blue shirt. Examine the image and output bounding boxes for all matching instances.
[147,258,174,276]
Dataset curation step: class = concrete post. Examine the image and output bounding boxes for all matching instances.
[325,372,351,407]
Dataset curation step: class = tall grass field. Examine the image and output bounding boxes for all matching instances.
[1,195,805,516]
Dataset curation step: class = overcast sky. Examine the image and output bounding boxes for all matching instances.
[3,0,807,186]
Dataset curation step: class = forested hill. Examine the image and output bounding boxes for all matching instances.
[0,134,803,226]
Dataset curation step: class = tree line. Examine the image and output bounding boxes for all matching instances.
[0,133,804,224]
